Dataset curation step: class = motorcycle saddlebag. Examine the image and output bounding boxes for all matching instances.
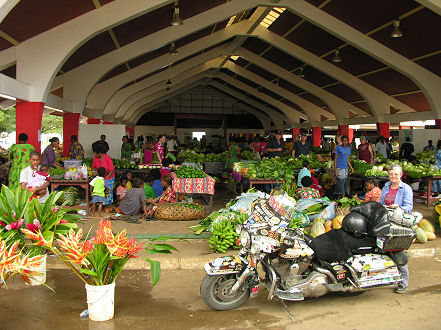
[375,222,415,252]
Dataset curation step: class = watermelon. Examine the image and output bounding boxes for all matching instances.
[418,219,435,234]
[311,221,326,237]
[415,227,428,244]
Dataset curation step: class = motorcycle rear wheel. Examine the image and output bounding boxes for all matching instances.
[200,274,250,310]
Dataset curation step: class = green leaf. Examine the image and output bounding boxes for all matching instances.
[80,268,98,276]
[145,258,161,286]
[146,249,172,255]
[149,243,179,252]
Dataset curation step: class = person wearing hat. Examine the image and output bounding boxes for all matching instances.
[292,132,310,158]
[358,135,374,164]
[266,131,284,158]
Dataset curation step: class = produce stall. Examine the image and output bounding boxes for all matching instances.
[171,165,215,210]
[51,179,90,215]
[414,175,441,206]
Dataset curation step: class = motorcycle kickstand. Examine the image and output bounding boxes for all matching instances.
[280,299,296,323]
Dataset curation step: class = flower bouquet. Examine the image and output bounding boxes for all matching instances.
[0,238,45,288]
[0,186,82,284]
[22,219,177,321]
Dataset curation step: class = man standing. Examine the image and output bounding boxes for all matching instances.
[334,135,354,199]
[375,136,388,158]
[92,134,110,154]
[266,131,284,158]
[293,133,310,158]
[400,137,415,162]
[424,140,435,152]
[358,136,374,164]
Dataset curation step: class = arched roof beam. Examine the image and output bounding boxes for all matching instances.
[416,0,441,16]
[280,0,441,118]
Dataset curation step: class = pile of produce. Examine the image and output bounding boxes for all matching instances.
[351,159,374,175]
[113,159,139,169]
[234,155,326,181]
[416,150,435,163]
[208,219,239,253]
[175,165,206,178]
[63,166,85,180]
[50,167,66,178]
[177,150,257,163]
[414,219,436,243]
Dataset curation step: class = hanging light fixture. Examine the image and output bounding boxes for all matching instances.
[332,49,342,63]
[166,86,171,91]
[298,67,305,78]
[169,42,178,55]
[390,19,403,38]
[166,79,173,85]
[170,2,183,26]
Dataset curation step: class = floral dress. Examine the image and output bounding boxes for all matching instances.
[295,187,321,199]
[225,144,240,170]
[147,186,176,217]
[155,142,164,163]
[8,143,35,189]
[68,141,85,160]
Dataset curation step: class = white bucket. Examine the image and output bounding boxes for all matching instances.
[85,282,115,321]
[28,254,47,286]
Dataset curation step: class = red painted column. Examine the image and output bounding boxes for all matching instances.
[376,123,390,138]
[102,121,113,125]
[292,128,300,141]
[312,127,321,147]
[63,113,81,158]
[338,125,353,143]
[16,101,44,152]
[87,118,100,124]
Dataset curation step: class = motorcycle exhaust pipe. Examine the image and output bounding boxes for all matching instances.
[313,264,337,284]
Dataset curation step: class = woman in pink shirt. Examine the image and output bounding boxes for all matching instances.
[92,143,115,205]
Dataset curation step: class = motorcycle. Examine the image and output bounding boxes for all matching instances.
[200,198,415,311]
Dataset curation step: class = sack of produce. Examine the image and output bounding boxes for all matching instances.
[229,191,268,214]
[155,202,205,221]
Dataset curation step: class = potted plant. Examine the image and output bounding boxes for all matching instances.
[0,186,82,285]
[22,219,177,321]
[0,238,46,288]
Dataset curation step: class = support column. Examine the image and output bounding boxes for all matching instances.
[292,127,300,141]
[376,123,390,138]
[338,125,353,143]
[87,118,100,124]
[102,121,113,125]
[63,113,81,158]
[16,101,44,152]
[312,127,321,147]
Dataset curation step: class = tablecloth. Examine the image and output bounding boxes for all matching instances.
[171,172,215,195]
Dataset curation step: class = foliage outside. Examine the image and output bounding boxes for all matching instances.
[0,107,63,134]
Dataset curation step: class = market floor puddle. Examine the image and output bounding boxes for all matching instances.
[0,270,280,330]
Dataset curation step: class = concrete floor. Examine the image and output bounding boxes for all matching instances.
[1,255,441,329]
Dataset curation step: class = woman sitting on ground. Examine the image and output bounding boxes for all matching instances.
[146,174,176,218]
[295,176,321,200]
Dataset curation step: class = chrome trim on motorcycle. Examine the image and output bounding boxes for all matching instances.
[313,264,338,284]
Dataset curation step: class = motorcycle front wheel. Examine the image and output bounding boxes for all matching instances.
[200,274,250,310]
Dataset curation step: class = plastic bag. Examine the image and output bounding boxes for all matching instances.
[295,199,336,221]
[229,191,269,214]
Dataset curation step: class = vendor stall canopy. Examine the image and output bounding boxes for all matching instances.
[0,0,440,130]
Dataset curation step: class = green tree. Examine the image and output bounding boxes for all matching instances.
[41,114,63,134]
[0,107,16,133]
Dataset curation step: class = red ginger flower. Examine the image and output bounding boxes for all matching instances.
[56,229,90,265]
[21,228,53,248]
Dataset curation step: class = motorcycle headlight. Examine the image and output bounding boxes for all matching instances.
[250,243,259,255]
[235,224,242,235]
[239,229,251,248]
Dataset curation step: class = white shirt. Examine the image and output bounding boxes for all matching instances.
[20,166,49,203]
[167,140,177,152]
[376,142,388,158]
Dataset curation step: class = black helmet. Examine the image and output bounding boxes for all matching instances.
[342,212,368,237]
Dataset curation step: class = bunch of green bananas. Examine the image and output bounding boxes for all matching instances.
[208,219,238,253]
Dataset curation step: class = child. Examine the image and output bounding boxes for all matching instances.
[116,176,128,201]
[90,167,106,217]
[160,158,172,177]
[297,160,311,187]
[363,179,382,203]
[150,169,163,197]
[295,176,321,200]
[27,164,51,199]
[118,178,148,222]
[144,174,156,200]
[125,170,133,190]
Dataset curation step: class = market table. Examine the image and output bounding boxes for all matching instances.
[247,178,284,189]
[50,179,90,215]
[414,175,441,206]
[170,172,215,210]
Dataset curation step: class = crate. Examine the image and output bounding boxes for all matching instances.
[64,159,82,169]
[376,223,415,251]
[204,162,224,175]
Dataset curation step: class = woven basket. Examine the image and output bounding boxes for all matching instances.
[57,191,78,206]
[336,206,350,217]
[154,203,205,221]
